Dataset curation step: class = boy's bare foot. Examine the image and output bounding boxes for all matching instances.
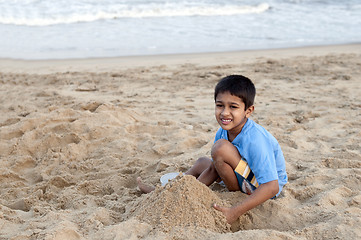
[137,177,155,193]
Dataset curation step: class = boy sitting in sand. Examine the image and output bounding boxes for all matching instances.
[137,75,288,224]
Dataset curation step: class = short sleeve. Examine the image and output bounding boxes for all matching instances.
[244,138,279,185]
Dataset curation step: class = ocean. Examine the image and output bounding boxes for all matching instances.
[0,0,360,60]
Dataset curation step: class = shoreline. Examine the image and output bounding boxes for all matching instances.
[1,43,360,74]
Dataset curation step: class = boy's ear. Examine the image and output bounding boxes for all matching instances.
[246,105,254,117]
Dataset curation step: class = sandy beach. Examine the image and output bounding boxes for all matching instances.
[1,44,360,240]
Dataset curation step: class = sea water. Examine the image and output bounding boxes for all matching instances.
[0,0,360,59]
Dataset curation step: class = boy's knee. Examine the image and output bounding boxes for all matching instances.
[211,139,232,160]
[191,157,213,173]
[197,156,211,163]
[195,157,212,167]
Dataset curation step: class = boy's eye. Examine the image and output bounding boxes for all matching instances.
[216,104,223,108]
[231,105,238,109]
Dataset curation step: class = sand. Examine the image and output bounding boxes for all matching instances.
[0,44,360,240]
[128,174,230,233]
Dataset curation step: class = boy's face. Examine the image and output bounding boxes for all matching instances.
[215,91,254,138]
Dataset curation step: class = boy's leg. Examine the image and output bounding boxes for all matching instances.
[197,164,219,186]
[211,139,241,191]
[138,156,216,193]
[185,157,212,177]
[186,157,219,186]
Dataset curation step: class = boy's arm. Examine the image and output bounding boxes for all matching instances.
[213,179,279,224]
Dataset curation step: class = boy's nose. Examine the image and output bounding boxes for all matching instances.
[221,107,230,116]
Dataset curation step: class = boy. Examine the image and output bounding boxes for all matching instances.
[137,75,288,224]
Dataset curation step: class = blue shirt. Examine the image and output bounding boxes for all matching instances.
[215,119,288,196]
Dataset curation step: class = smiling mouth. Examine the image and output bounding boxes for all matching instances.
[221,119,232,124]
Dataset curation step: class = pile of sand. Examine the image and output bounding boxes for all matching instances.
[128,175,230,233]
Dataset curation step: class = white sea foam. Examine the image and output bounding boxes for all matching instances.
[0,0,360,59]
[0,1,269,26]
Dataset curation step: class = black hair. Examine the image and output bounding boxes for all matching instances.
[214,75,256,110]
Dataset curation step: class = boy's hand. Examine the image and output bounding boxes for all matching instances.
[213,203,238,224]
[213,180,279,225]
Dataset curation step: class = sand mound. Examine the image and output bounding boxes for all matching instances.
[129,175,231,233]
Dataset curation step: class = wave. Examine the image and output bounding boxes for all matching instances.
[0,3,270,26]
